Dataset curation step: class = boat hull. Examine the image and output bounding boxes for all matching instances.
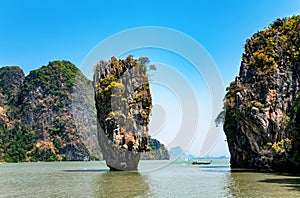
[192,161,212,165]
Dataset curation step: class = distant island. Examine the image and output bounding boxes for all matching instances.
[169,146,229,160]
[223,15,300,173]
[0,60,169,163]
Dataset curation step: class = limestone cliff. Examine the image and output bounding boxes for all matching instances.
[141,137,170,160]
[0,66,28,162]
[94,56,153,170]
[224,16,300,172]
[0,61,100,162]
[0,59,169,163]
[0,66,24,127]
[16,61,99,161]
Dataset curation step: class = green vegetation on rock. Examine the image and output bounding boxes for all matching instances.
[0,121,35,162]
[0,61,95,162]
[94,56,153,152]
[0,58,169,162]
[271,138,292,154]
[224,15,300,172]
[94,55,169,170]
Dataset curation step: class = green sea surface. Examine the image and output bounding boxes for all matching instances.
[0,159,299,197]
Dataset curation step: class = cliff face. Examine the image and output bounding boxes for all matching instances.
[0,61,100,162]
[17,61,97,161]
[224,16,300,172]
[141,137,170,160]
[94,56,154,170]
[0,59,169,163]
[0,66,24,126]
[0,66,28,162]
[0,66,24,105]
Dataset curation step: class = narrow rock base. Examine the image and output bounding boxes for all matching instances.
[98,123,140,171]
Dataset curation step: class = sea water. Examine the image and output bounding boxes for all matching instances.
[0,159,299,197]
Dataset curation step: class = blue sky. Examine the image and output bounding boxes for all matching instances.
[1,0,299,84]
[1,0,299,156]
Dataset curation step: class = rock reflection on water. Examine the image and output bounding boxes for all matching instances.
[94,171,149,197]
[228,169,300,197]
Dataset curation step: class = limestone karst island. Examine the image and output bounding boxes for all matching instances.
[94,56,157,170]
[2,0,300,196]
[224,16,300,173]
[0,59,169,164]
[0,13,300,174]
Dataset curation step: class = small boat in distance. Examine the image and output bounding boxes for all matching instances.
[192,160,212,165]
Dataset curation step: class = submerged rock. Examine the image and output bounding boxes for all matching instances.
[94,56,153,170]
[224,16,300,172]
